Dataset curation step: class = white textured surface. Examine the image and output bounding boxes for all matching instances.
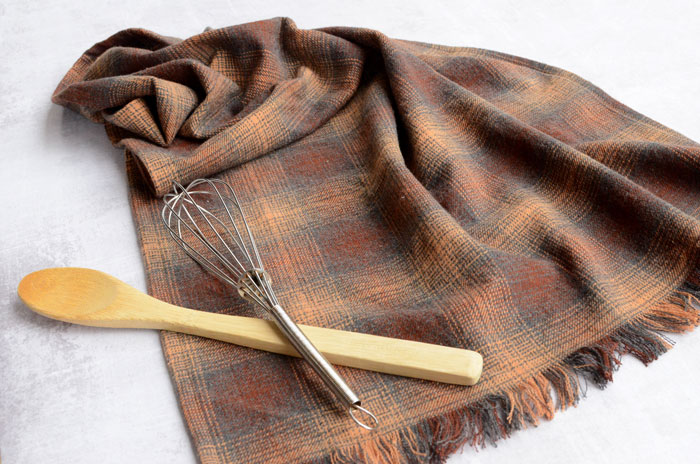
[1,1,699,463]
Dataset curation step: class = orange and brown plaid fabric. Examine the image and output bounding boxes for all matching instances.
[53,17,700,464]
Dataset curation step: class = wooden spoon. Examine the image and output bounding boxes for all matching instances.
[17,267,482,385]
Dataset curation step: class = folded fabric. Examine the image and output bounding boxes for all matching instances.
[53,17,700,464]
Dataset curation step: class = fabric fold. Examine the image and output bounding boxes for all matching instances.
[52,18,367,195]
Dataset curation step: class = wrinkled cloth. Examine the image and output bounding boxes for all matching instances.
[53,17,700,464]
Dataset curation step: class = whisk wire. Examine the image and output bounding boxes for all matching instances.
[163,190,241,286]
[163,211,233,285]
[175,182,250,275]
[208,180,264,271]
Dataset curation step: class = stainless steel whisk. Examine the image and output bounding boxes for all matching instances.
[161,178,378,429]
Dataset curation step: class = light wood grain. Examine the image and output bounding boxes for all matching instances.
[18,267,482,385]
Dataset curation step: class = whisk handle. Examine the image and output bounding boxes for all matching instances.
[268,304,376,428]
[269,304,358,404]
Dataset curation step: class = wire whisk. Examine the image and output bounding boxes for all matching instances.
[161,178,377,430]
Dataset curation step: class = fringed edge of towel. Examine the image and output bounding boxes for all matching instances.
[324,276,700,464]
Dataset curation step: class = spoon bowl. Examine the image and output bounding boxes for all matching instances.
[19,267,120,323]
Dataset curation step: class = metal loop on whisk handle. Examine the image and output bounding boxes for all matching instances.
[161,178,378,430]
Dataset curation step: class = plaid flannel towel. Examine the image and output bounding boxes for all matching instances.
[52,17,700,464]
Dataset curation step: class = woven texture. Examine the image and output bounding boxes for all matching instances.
[53,17,700,463]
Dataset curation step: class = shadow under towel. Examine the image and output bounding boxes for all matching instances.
[52,17,700,464]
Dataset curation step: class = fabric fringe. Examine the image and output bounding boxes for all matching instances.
[323,281,700,464]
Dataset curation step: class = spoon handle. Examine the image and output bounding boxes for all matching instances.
[159,305,482,385]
